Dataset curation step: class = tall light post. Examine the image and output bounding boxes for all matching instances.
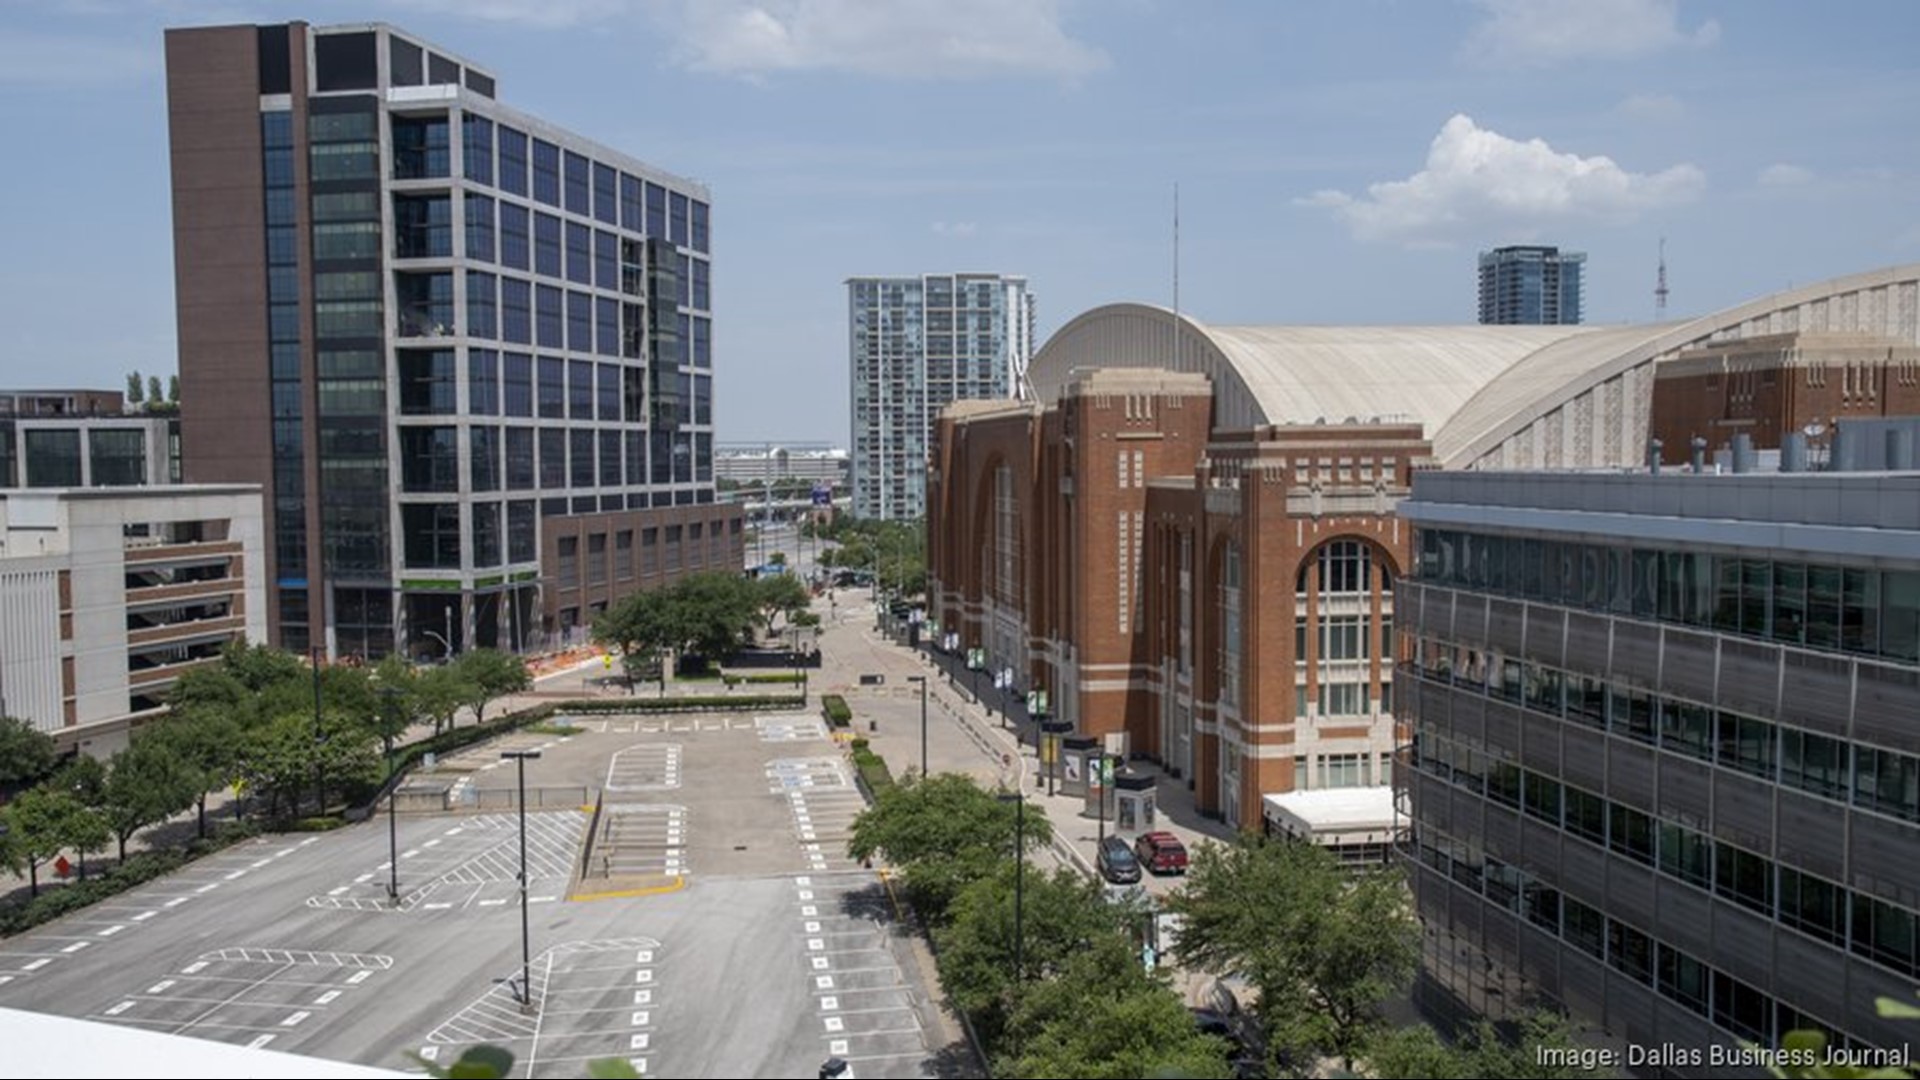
[377,685,405,905]
[308,646,325,815]
[501,749,543,1009]
[996,789,1027,1059]
[907,675,927,778]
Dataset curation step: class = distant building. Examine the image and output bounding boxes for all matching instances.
[1478,245,1585,325]
[0,486,265,755]
[847,273,1034,520]
[0,389,177,489]
[165,21,740,659]
[1399,465,1920,1070]
[714,443,849,489]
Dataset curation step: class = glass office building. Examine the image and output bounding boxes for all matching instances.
[167,22,737,659]
[1398,468,1920,1073]
[1478,245,1585,326]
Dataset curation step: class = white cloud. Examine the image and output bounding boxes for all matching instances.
[1462,0,1719,66]
[386,0,637,29]
[0,29,158,85]
[1757,163,1814,187]
[931,221,979,237]
[1299,114,1705,245]
[665,0,1108,80]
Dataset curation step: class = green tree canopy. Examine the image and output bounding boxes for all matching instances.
[847,773,1051,925]
[453,649,532,725]
[102,739,198,860]
[0,715,58,789]
[752,573,812,635]
[1003,933,1234,1079]
[141,706,243,837]
[7,786,95,895]
[1366,1012,1606,1079]
[1165,836,1420,1072]
[414,665,469,736]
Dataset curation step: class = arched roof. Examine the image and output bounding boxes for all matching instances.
[1027,264,1920,468]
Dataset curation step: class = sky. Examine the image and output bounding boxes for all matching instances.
[1,0,1917,445]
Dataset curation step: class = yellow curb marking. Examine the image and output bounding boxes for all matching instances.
[571,876,688,902]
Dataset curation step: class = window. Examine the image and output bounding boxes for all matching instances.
[393,193,451,257]
[469,425,500,492]
[538,357,565,418]
[507,501,535,562]
[1321,614,1366,660]
[1660,699,1714,760]
[462,115,493,185]
[499,203,529,269]
[1317,753,1369,789]
[1658,946,1708,1013]
[600,430,622,487]
[568,359,594,420]
[1658,822,1712,888]
[471,502,501,567]
[568,291,593,354]
[1856,747,1920,822]
[1564,897,1605,959]
[500,278,531,344]
[531,138,560,206]
[503,353,533,417]
[1565,786,1606,844]
[1853,894,1919,975]
[556,535,579,587]
[539,428,565,488]
[402,502,461,568]
[1487,760,1521,808]
[615,530,634,579]
[504,427,534,489]
[1715,843,1773,914]
[1522,772,1561,824]
[587,532,607,585]
[593,162,617,225]
[620,173,643,231]
[595,231,619,293]
[1611,684,1655,744]
[399,426,458,492]
[536,285,563,349]
[1609,920,1653,983]
[391,114,449,179]
[1781,867,1844,944]
[464,193,494,263]
[597,364,621,421]
[691,199,709,253]
[1609,804,1654,865]
[645,181,666,237]
[1781,727,1846,799]
[1219,543,1242,709]
[397,350,456,415]
[466,271,497,340]
[597,298,620,359]
[534,213,562,278]
[564,151,591,215]
[566,221,592,286]
[570,429,594,487]
[497,126,528,196]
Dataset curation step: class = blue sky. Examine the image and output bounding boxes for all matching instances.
[1,0,1916,444]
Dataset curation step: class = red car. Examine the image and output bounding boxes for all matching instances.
[1134,831,1189,874]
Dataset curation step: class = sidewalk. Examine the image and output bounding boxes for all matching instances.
[814,593,1238,1005]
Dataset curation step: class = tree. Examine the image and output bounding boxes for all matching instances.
[414,664,469,736]
[454,649,531,725]
[1166,836,1420,1073]
[1366,1011,1605,1079]
[665,572,758,663]
[167,374,180,404]
[101,739,197,860]
[847,772,1052,925]
[125,371,144,405]
[370,654,423,746]
[1004,943,1234,1080]
[934,864,1127,1049]
[6,786,89,896]
[752,572,812,636]
[0,715,58,790]
[147,375,164,408]
[143,707,243,836]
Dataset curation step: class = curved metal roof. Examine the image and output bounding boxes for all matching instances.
[1027,264,1920,467]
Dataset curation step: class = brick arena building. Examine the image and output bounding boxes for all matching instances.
[927,266,1920,828]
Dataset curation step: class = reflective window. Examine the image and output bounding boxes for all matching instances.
[497,126,528,196]
[465,193,495,263]
[503,353,533,417]
[531,139,560,206]
[536,285,563,349]
[462,115,493,185]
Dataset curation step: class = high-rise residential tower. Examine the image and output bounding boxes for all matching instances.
[1478,245,1586,325]
[166,21,738,660]
[847,273,1033,520]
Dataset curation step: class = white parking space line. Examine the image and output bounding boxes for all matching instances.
[195,884,219,894]
[21,959,51,971]
[147,980,176,994]
[99,925,126,937]
[130,911,156,922]
[181,961,208,974]
[314,990,341,1005]
[247,1035,277,1050]
[279,1010,310,1027]
[223,870,247,881]
[347,970,374,985]
[164,897,188,907]
[60,942,90,954]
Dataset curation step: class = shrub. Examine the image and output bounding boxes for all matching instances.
[0,849,191,937]
[279,816,348,833]
[822,695,853,727]
[851,745,894,794]
[546,694,805,714]
[740,672,804,685]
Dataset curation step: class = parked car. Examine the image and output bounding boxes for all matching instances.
[1097,835,1142,884]
[1133,831,1190,874]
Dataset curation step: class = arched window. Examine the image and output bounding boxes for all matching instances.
[1320,539,1372,595]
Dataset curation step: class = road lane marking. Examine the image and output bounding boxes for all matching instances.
[808,938,825,951]
[130,912,156,922]
[830,1038,849,1056]
[327,887,349,896]
[801,905,818,916]
[821,996,839,1010]
[423,902,453,910]
[632,1010,649,1025]
[630,1034,650,1050]
[164,898,188,907]
[147,980,176,994]
[0,976,12,986]
[315,990,341,1005]
[61,942,90,954]
[194,884,219,894]
[99,925,126,937]
[181,961,208,975]
[280,1010,310,1027]
[248,1035,276,1050]
[479,898,507,907]
[531,896,557,904]
[811,957,830,970]
[816,975,834,988]
[104,1001,136,1016]
[634,970,652,983]
[824,1017,844,1032]
[633,989,652,1005]
[224,870,247,880]
[347,970,373,985]
[251,859,272,869]
[635,950,653,963]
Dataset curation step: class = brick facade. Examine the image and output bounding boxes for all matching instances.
[930,367,1434,828]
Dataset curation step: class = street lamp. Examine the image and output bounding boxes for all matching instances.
[906,675,927,778]
[377,685,405,905]
[501,749,543,1009]
[996,790,1027,1058]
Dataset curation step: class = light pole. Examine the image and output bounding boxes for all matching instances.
[501,749,543,1009]
[309,646,325,815]
[996,789,1027,1059]
[907,675,927,778]
[378,685,404,905]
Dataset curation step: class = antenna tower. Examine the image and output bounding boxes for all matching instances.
[1655,237,1669,319]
